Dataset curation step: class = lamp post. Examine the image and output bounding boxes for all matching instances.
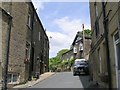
[49,36,52,72]
[82,24,85,58]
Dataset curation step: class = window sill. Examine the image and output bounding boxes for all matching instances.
[8,82,19,85]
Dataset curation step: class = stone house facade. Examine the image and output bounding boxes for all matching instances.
[0,7,12,89]
[61,49,73,61]
[1,2,29,85]
[0,2,49,88]
[32,10,49,75]
[89,1,120,88]
[60,31,91,68]
[72,31,91,60]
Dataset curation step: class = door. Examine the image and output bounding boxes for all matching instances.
[114,31,120,89]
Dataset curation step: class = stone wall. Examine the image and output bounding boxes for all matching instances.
[89,2,119,88]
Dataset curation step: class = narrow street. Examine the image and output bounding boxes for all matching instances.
[28,72,90,88]
[1,1,120,90]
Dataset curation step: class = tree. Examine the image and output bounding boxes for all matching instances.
[56,49,69,59]
[49,49,69,72]
[49,57,61,71]
[81,29,92,36]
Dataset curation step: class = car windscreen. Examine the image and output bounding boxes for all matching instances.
[74,61,87,65]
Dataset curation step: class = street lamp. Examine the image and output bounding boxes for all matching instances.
[82,24,85,58]
[49,36,52,50]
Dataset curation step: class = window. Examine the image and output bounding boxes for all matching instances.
[95,4,98,17]
[79,43,83,51]
[27,14,32,28]
[7,73,19,84]
[73,46,77,54]
[95,19,99,37]
[25,42,30,62]
[113,31,120,88]
[94,2,98,17]
[114,31,119,41]
[76,37,81,42]
[94,2,99,37]
[114,31,120,70]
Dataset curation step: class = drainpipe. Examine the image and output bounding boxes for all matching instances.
[28,4,35,81]
[2,11,12,90]
[102,2,112,89]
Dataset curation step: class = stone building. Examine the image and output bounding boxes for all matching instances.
[0,7,12,89]
[89,1,120,88]
[60,31,91,69]
[61,49,73,61]
[71,31,91,60]
[0,2,49,88]
[1,2,29,86]
[28,2,49,81]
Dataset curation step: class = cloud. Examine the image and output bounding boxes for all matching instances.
[30,0,89,2]
[53,17,91,36]
[46,17,91,57]
[31,1,91,58]
[46,31,72,57]
[32,0,45,12]
[54,17,81,36]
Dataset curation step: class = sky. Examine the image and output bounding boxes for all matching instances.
[32,0,91,58]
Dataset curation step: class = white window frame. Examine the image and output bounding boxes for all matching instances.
[95,2,98,17]
[27,14,32,29]
[79,43,83,51]
[7,73,19,84]
[113,31,120,88]
[73,46,77,54]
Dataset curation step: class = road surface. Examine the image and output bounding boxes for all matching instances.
[29,72,90,88]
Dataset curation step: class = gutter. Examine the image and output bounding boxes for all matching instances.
[1,8,12,90]
[102,2,112,89]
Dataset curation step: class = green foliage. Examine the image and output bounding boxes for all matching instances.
[56,49,69,58]
[49,49,70,72]
[69,57,74,66]
[49,57,61,71]
[62,60,69,65]
[81,29,92,36]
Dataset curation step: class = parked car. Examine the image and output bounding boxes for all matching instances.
[73,59,89,76]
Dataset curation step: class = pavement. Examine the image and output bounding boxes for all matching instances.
[12,72,55,89]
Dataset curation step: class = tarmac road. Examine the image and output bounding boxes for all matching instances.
[29,72,90,88]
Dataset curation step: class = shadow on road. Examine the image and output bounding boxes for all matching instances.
[78,74,90,88]
[78,74,104,88]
